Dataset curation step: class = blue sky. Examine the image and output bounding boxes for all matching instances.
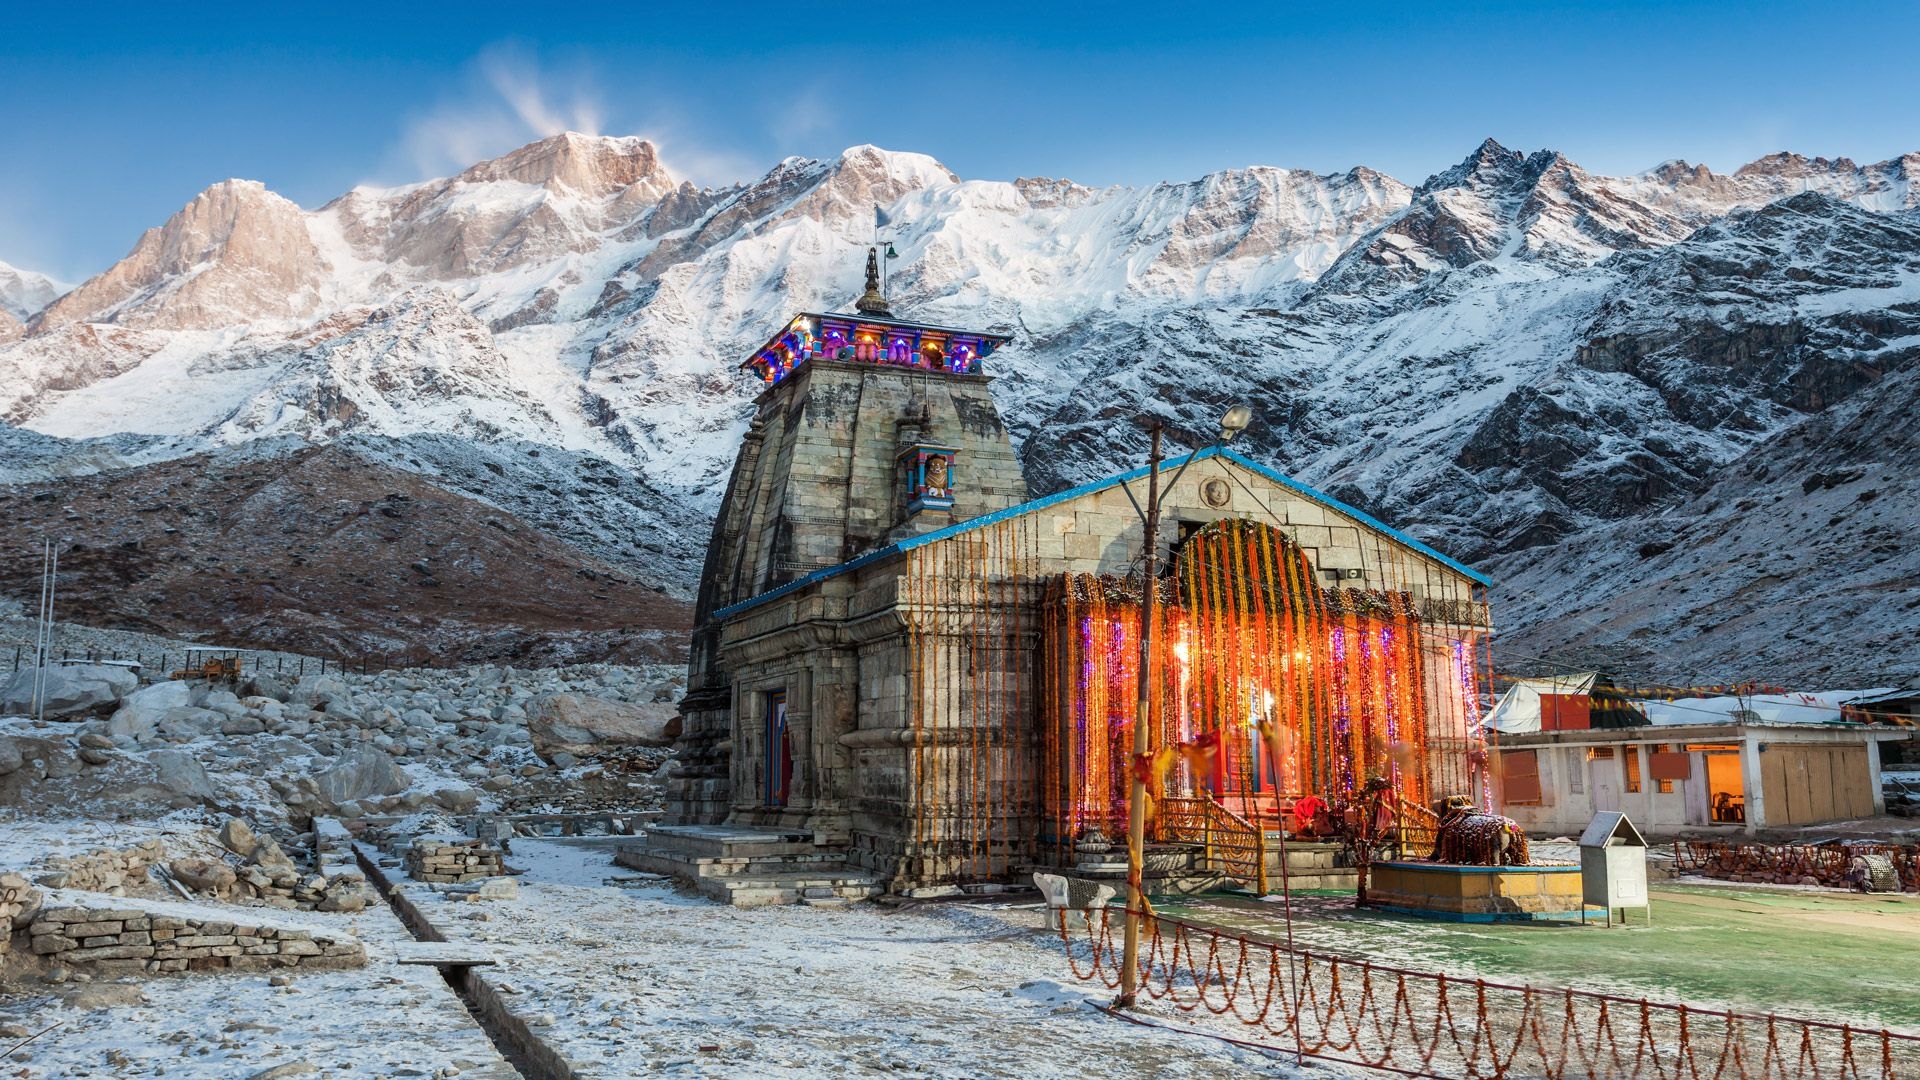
[4,1,1917,281]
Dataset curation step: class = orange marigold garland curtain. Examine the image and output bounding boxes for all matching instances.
[1042,519,1437,845]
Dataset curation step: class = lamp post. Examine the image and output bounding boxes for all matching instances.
[1116,405,1253,1009]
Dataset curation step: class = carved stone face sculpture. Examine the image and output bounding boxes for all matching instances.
[924,455,950,494]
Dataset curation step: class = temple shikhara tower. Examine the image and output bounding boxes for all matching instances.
[640,250,1494,903]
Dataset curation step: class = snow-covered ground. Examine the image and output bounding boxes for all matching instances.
[397,838,1325,1079]
[0,860,517,1079]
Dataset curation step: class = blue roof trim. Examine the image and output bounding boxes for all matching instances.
[710,445,1487,621]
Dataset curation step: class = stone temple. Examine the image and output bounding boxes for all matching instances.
[627,253,1494,904]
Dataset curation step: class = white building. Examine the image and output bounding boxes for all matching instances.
[1488,685,1907,836]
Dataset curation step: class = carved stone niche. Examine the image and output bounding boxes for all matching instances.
[898,442,960,515]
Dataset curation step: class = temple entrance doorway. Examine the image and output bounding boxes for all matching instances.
[765,691,792,807]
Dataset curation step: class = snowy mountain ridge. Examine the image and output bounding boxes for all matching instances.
[3,133,1918,682]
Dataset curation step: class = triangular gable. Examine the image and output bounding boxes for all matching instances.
[1579,811,1647,848]
[713,444,1489,620]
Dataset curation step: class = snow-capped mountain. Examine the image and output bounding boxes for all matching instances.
[0,259,65,343]
[3,133,1917,681]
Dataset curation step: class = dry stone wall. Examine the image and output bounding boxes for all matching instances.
[406,840,505,883]
[34,840,166,893]
[22,901,364,976]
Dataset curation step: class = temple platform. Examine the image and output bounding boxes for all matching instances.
[614,825,883,907]
[1028,840,1360,901]
[1364,860,1601,922]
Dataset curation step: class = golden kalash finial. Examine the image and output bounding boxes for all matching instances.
[855,246,892,316]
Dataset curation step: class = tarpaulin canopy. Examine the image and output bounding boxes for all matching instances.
[1481,673,1650,733]
[1481,674,1594,734]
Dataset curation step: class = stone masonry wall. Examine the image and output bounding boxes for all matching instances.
[21,903,365,975]
[405,840,505,883]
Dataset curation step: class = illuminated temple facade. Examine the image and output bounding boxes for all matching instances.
[654,255,1493,896]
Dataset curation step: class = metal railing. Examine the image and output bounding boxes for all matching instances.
[1158,796,1269,893]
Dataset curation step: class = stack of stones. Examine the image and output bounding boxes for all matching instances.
[166,818,374,913]
[27,904,365,975]
[405,840,505,883]
[35,841,168,894]
[1,873,45,956]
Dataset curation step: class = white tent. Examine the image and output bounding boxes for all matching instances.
[1635,688,1899,727]
[1480,673,1596,734]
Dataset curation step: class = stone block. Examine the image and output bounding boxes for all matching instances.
[64,943,155,961]
[31,934,76,954]
[90,958,150,975]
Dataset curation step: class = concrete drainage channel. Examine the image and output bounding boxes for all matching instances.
[355,844,582,1080]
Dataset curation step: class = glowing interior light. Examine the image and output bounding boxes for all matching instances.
[1171,641,1190,663]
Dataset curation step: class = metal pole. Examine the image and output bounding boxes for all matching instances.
[32,540,55,722]
[30,542,47,715]
[1118,424,1164,1009]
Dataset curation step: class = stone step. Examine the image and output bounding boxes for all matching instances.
[639,825,817,860]
[702,867,883,908]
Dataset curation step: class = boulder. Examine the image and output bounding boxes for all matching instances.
[252,836,296,872]
[219,817,261,858]
[0,737,23,776]
[313,748,409,807]
[243,672,292,702]
[0,665,138,718]
[526,693,677,760]
[220,714,266,736]
[148,749,219,802]
[169,858,237,894]
[288,675,348,709]
[156,707,222,740]
[107,680,194,739]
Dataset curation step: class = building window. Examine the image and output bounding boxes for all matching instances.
[1589,746,1614,760]
[1624,745,1642,794]
[1501,750,1542,805]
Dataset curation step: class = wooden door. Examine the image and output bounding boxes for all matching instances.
[1590,757,1621,813]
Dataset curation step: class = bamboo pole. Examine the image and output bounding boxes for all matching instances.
[1117,424,1163,1009]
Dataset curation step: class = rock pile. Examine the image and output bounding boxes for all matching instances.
[3,653,683,829]
[26,902,364,975]
[0,871,44,956]
[167,818,374,913]
[406,840,505,883]
[35,840,167,893]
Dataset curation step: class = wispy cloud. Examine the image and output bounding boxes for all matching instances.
[389,46,606,182]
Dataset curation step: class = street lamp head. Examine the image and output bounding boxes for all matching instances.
[1219,404,1254,443]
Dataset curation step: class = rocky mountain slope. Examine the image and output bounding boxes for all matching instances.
[2,134,1916,682]
[0,441,687,664]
